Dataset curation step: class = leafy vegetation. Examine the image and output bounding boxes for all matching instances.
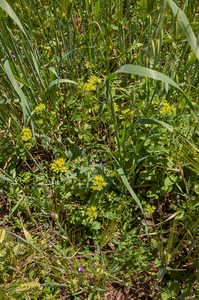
[0,0,199,299]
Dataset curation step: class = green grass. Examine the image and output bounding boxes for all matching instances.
[1,0,199,299]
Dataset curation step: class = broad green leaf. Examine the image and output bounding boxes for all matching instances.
[49,67,58,78]
[121,118,173,147]
[48,79,77,89]
[0,175,16,185]
[161,291,171,300]
[167,0,199,60]
[91,221,101,230]
[107,64,179,87]
[158,263,167,281]
[14,76,31,88]
[134,118,174,131]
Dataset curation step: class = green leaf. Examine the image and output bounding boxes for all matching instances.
[0,0,27,36]
[161,291,171,300]
[8,195,24,217]
[91,221,101,230]
[160,185,173,196]
[133,118,174,131]
[14,76,31,88]
[3,59,30,123]
[117,168,148,234]
[94,0,100,21]
[49,67,58,78]
[164,175,178,187]
[158,263,167,281]
[48,79,77,89]
[167,0,199,60]
[88,293,95,300]
[0,175,16,184]
[113,64,179,87]
[168,282,180,297]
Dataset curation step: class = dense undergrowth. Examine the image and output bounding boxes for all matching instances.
[0,0,199,299]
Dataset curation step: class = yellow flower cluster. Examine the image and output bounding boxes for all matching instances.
[52,158,67,173]
[22,128,32,141]
[86,206,97,220]
[161,102,174,114]
[83,76,101,91]
[146,205,156,215]
[123,108,130,114]
[35,103,46,113]
[114,103,118,111]
[92,175,107,191]
[15,281,40,293]
[122,108,133,116]
[83,82,95,91]
[89,76,101,84]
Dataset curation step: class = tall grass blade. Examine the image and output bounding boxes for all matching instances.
[3,58,30,123]
[117,168,148,234]
[0,0,27,36]
[167,0,199,60]
[48,79,77,89]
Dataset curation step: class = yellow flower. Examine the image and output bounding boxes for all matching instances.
[146,205,156,215]
[22,128,32,141]
[89,76,101,84]
[122,108,133,116]
[123,108,130,114]
[160,102,174,115]
[83,82,96,91]
[82,76,101,92]
[61,166,67,172]
[35,103,46,113]
[86,207,97,220]
[92,175,107,191]
[52,158,67,173]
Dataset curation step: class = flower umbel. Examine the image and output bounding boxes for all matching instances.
[122,108,133,117]
[82,76,101,92]
[22,128,33,141]
[35,103,46,113]
[52,158,67,173]
[146,205,156,215]
[86,206,97,220]
[160,102,174,115]
[92,175,107,191]
[89,76,101,84]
